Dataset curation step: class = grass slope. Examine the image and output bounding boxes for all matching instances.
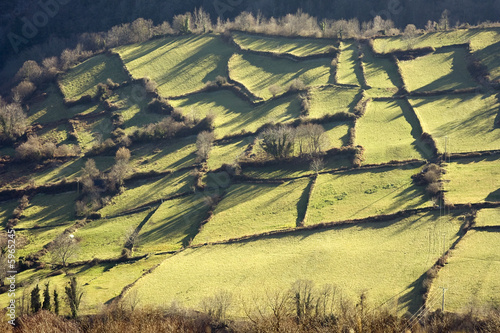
[59,54,129,100]
[399,48,477,92]
[193,179,310,244]
[409,93,500,153]
[429,230,500,312]
[71,210,153,262]
[99,170,194,217]
[444,157,500,204]
[475,208,500,227]
[228,53,332,100]
[169,90,301,138]
[361,44,403,90]
[128,136,198,174]
[207,137,253,170]
[307,86,360,118]
[307,165,431,224]
[132,211,462,315]
[16,192,78,229]
[135,194,210,254]
[336,42,363,86]
[232,32,336,57]
[356,100,430,164]
[242,153,353,179]
[115,34,234,97]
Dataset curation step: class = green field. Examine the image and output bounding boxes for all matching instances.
[336,42,363,86]
[361,44,403,91]
[0,200,17,228]
[399,47,477,92]
[99,170,194,217]
[0,254,168,315]
[429,230,500,312]
[27,84,103,124]
[444,157,500,204]
[307,86,360,118]
[193,179,310,244]
[409,93,500,153]
[107,83,165,134]
[169,90,302,138]
[17,223,70,259]
[74,117,113,152]
[72,210,152,262]
[115,34,234,97]
[131,211,462,315]
[16,192,79,230]
[475,208,500,227]
[207,137,253,170]
[323,121,353,148]
[38,124,72,145]
[356,100,431,164]
[29,156,115,187]
[372,29,500,54]
[232,31,336,57]
[307,165,431,224]
[135,194,210,254]
[228,53,333,100]
[59,54,129,100]
[242,153,353,179]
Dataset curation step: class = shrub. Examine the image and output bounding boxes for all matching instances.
[215,75,227,86]
[15,136,57,161]
[143,77,158,93]
[12,80,36,102]
[0,103,27,142]
[287,79,306,92]
[196,131,215,162]
[426,182,442,196]
[269,84,282,98]
[259,125,296,159]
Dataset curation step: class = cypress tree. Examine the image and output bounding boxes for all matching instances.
[42,282,51,311]
[30,285,41,313]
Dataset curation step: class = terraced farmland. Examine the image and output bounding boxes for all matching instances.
[2,28,500,320]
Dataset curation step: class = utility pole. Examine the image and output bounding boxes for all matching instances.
[440,287,447,312]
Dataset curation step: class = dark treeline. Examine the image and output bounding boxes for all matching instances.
[1,0,500,70]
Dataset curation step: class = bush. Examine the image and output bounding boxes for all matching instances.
[15,136,57,161]
[12,80,36,102]
[287,79,306,92]
[269,84,282,98]
[0,103,27,142]
[426,182,442,196]
[196,131,215,162]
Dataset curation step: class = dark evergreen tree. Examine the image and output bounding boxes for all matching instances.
[42,282,51,311]
[53,289,60,315]
[30,285,41,313]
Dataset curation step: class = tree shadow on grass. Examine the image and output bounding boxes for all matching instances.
[485,188,500,202]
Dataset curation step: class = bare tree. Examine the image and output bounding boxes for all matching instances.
[108,147,131,191]
[403,24,419,48]
[0,103,27,142]
[50,234,79,267]
[268,84,282,98]
[201,290,232,324]
[310,157,325,174]
[296,123,328,156]
[259,126,295,159]
[196,131,215,162]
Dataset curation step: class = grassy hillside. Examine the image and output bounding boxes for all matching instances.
[409,93,500,153]
[228,53,332,100]
[444,157,500,203]
[429,230,500,312]
[59,54,129,100]
[336,41,363,86]
[399,48,477,92]
[307,86,360,118]
[169,90,302,138]
[475,208,500,227]
[194,179,310,244]
[232,32,336,57]
[361,44,403,90]
[307,165,431,223]
[356,100,431,164]
[115,34,234,97]
[131,212,462,315]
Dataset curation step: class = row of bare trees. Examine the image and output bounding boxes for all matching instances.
[259,123,329,160]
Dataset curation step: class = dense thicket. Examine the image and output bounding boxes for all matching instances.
[1,0,500,70]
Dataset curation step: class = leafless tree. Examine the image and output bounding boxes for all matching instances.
[196,131,215,162]
[0,102,27,141]
[268,84,282,98]
[201,290,232,324]
[50,234,79,267]
[259,126,296,159]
